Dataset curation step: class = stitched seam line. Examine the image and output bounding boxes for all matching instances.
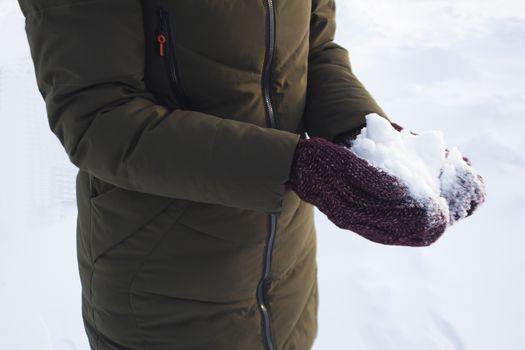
[127,200,191,350]
[91,198,175,264]
[174,217,261,246]
[26,0,108,16]
[88,192,101,349]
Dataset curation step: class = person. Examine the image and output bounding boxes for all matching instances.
[17,0,485,349]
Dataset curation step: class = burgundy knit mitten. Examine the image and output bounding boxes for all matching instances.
[333,122,486,224]
[439,150,487,224]
[285,137,449,247]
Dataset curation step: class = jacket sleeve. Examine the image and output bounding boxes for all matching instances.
[17,0,300,215]
[305,0,390,142]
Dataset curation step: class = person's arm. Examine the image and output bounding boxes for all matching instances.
[17,0,300,214]
[304,0,390,143]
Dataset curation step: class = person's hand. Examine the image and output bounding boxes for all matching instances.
[333,121,486,224]
[285,137,449,247]
[439,148,486,224]
[390,125,487,221]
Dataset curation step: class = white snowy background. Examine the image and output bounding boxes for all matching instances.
[1,0,523,349]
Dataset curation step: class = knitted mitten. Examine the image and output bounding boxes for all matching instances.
[333,122,486,224]
[285,137,449,247]
[439,149,486,224]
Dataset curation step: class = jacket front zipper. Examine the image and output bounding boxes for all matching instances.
[156,4,278,349]
[156,7,189,109]
[257,0,278,349]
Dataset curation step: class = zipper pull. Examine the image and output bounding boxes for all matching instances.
[157,33,166,57]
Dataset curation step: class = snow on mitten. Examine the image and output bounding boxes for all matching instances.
[334,119,473,166]
[384,120,485,221]
[285,136,449,247]
[439,148,486,224]
[391,122,475,166]
[332,121,408,149]
[336,113,486,228]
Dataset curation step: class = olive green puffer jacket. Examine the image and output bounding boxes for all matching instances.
[18,0,387,349]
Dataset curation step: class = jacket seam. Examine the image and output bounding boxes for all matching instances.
[88,185,101,349]
[26,0,108,16]
[127,200,192,350]
[174,216,264,246]
[277,27,310,74]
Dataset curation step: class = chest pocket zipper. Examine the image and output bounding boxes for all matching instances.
[156,6,189,109]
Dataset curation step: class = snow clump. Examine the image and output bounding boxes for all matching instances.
[348,113,485,225]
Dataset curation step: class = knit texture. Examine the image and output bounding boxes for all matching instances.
[333,122,485,223]
[285,137,449,247]
[440,151,486,224]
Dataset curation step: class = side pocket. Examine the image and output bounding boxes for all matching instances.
[76,169,92,261]
[88,173,118,200]
[89,183,181,263]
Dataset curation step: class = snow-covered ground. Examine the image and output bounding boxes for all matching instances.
[1,0,523,349]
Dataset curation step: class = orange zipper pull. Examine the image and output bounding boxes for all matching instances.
[157,33,166,57]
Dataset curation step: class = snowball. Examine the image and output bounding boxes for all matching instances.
[348,113,483,225]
